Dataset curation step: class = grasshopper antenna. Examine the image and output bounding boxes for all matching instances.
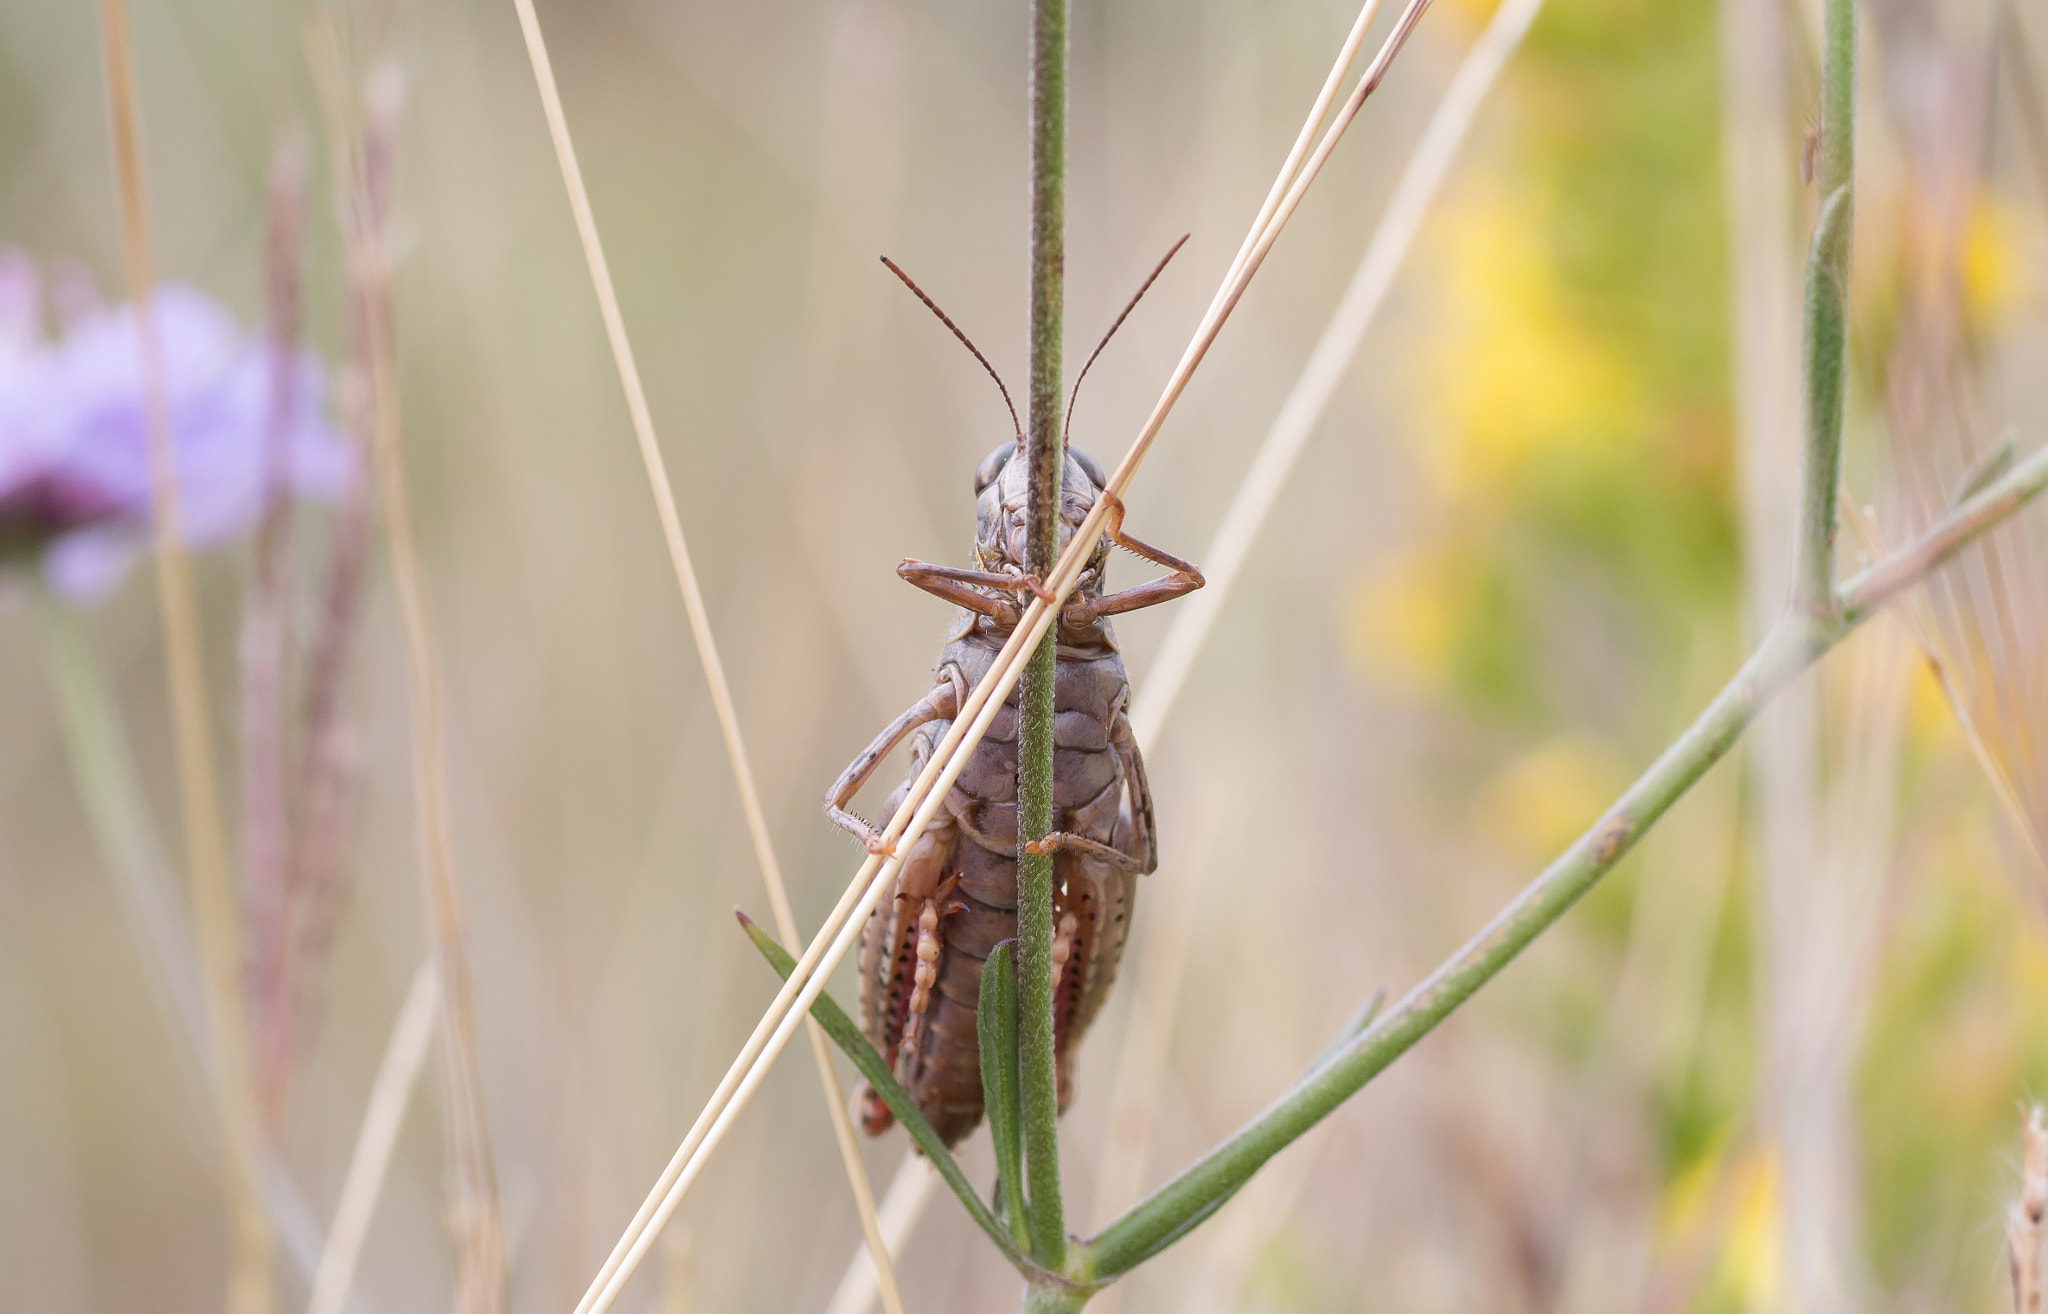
[1064,233,1190,442]
[880,256,1023,441]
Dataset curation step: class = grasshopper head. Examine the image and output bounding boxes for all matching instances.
[972,440,1110,583]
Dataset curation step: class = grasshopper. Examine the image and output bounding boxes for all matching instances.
[825,246,1202,1146]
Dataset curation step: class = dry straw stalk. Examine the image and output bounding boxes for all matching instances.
[318,46,508,1313]
[501,3,902,1311]
[94,2,273,1308]
[305,962,440,1314]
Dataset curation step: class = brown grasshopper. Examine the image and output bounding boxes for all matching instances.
[824,244,1202,1147]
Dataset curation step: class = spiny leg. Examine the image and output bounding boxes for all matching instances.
[1023,829,1146,873]
[897,559,1053,622]
[824,669,962,854]
[1063,490,1205,626]
[856,807,960,1135]
[898,876,964,1058]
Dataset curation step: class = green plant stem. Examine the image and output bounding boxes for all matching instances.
[36,594,368,1309]
[1019,0,1070,1273]
[734,914,1036,1272]
[1794,0,1856,618]
[36,596,208,1057]
[1084,439,2048,1278]
[1021,1280,1088,1314]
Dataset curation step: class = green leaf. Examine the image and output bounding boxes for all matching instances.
[735,910,1030,1270]
[978,940,1030,1253]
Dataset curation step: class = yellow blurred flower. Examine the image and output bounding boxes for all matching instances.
[1659,1135,1724,1242]
[1346,545,1466,695]
[2008,906,2048,1004]
[1721,1147,1784,1309]
[1412,188,1638,499]
[1470,733,1627,862]
[1902,650,1958,758]
[1436,0,1503,32]
[1962,188,2035,333]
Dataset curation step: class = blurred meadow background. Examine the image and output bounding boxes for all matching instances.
[3,0,2048,1310]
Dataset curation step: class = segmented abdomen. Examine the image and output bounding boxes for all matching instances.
[856,634,1139,1147]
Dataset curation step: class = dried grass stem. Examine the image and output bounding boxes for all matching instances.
[94,2,273,1307]
[500,4,901,1311]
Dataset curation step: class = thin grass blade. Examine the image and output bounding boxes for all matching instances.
[736,914,1027,1268]
[978,940,1028,1252]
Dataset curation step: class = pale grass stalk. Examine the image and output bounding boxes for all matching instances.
[1839,495,2048,880]
[314,44,507,1312]
[658,1228,695,1314]
[807,1019,905,1314]
[824,1157,939,1314]
[2013,1105,2048,1314]
[1087,813,1215,1235]
[1131,0,1542,746]
[93,2,272,1308]
[1206,0,1385,314]
[499,5,902,1311]
[306,962,439,1314]
[577,3,1438,1304]
[1081,824,1212,1314]
[246,139,307,1131]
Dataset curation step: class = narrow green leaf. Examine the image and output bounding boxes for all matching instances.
[735,911,1029,1269]
[978,940,1029,1253]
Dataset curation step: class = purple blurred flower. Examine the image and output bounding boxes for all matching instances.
[0,249,353,601]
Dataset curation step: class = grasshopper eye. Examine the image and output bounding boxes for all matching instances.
[975,443,1014,494]
[1069,446,1105,491]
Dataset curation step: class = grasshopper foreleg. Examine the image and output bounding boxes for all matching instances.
[1062,491,1205,626]
[897,559,1053,623]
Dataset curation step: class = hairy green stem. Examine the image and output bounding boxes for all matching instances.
[1793,0,1856,617]
[1018,0,1070,1271]
[1088,623,1810,1274]
[1085,438,2048,1276]
[1021,1280,1088,1314]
